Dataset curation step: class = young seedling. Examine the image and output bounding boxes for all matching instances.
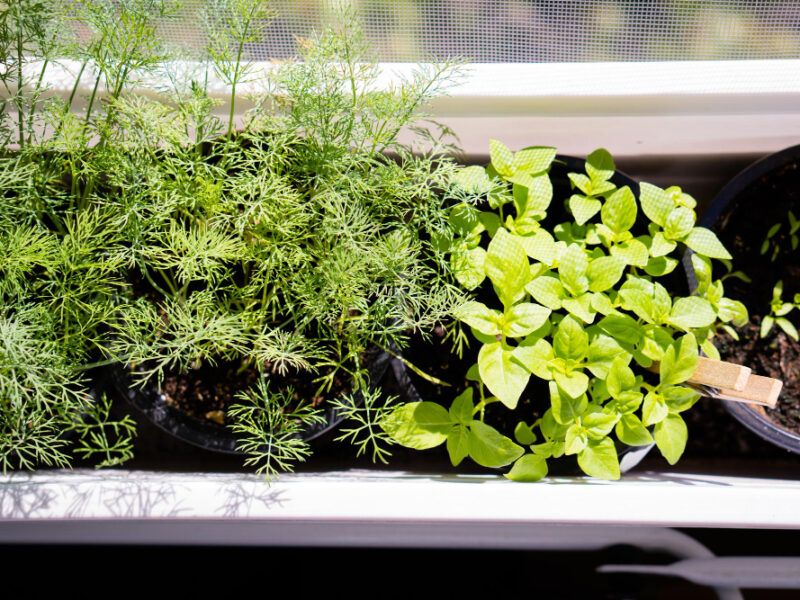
[760,280,800,341]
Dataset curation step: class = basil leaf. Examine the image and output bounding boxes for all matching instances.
[456,300,502,335]
[559,243,589,296]
[601,186,637,234]
[505,454,548,482]
[446,425,470,466]
[489,139,514,177]
[478,342,530,409]
[659,333,699,386]
[468,420,524,468]
[502,302,552,338]
[449,388,474,425]
[587,255,626,293]
[639,182,673,227]
[654,413,688,465]
[684,227,732,260]
[577,437,620,480]
[615,414,653,446]
[669,297,716,330]
[586,148,615,183]
[485,229,530,307]
[380,402,451,449]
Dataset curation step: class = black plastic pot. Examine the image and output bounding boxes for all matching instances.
[691,144,800,455]
[393,154,655,473]
[109,350,391,454]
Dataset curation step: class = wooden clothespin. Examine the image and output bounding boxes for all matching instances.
[685,357,782,409]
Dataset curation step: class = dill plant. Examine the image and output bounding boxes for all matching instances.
[0,0,462,474]
[0,0,180,470]
[93,2,465,473]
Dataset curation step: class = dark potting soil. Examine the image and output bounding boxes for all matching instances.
[155,359,346,427]
[708,159,800,439]
[400,324,549,441]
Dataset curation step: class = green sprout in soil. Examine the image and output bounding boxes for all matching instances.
[760,280,800,342]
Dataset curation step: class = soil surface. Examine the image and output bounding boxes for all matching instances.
[709,159,800,438]
[155,360,342,426]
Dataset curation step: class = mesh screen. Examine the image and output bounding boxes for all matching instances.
[159,1,800,63]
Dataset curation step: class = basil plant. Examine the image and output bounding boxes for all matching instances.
[381,141,747,481]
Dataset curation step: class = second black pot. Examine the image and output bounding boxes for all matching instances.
[691,144,800,455]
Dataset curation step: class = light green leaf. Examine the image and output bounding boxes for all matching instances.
[662,385,701,413]
[486,229,530,307]
[569,195,602,226]
[615,414,653,446]
[568,172,593,196]
[643,391,669,426]
[586,148,615,183]
[669,297,716,330]
[586,333,628,378]
[478,342,530,409]
[553,315,589,361]
[582,410,619,439]
[505,454,548,482]
[565,425,588,455]
[456,301,502,336]
[777,317,800,341]
[447,425,470,466]
[639,182,673,227]
[516,229,557,265]
[607,358,636,398]
[502,303,552,338]
[663,206,696,240]
[449,388,474,425]
[701,337,721,360]
[489,139,514,177]
[514,421,537,445]
[591,292,615,315]
[654,413,688,465]
[601,186,637,234]
[641,325,674,362]
[761,315,775,338]
[649,232,677,257]
[450,246,486,290]
[513,338,554,380]
[479,212,502,237]
[619,289,655,324]
[610,238,649,267]
[449,203,485,236]
[684,227,732,260]
[554,370,590,400]
[577,437,621,480]
[549,381,588,425]
[587,255,626,293]
[644,256,679,277]
[598,313,642,346]
[468,420,525,468]
[562,292,597,325]
[659,333,699,386]
[558,244,589,296]
[525,275,566,310]
[380,402,451,449]
[513,146,557,174]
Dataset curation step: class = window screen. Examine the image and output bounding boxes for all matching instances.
[159,1,800,63]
